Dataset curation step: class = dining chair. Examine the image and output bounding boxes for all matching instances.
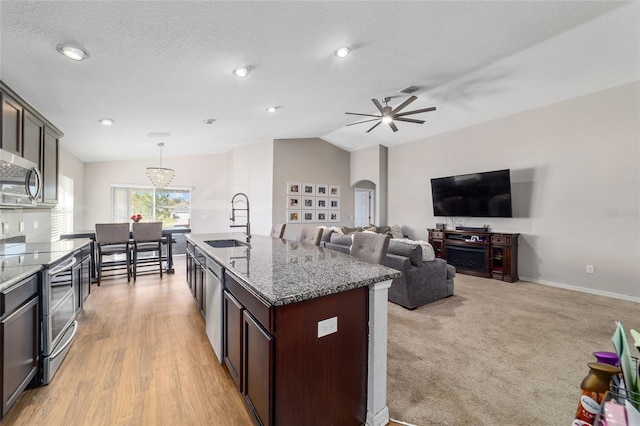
[350,232,391,265]
[95,223,131,284]
[270,223,286,238]
[298,226,323,246]
[131,222,164,281]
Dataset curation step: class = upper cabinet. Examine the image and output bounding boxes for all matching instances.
[1,92,24,156]
[0,81,63,207]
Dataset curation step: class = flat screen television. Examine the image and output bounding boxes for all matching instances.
[430,169,513,218]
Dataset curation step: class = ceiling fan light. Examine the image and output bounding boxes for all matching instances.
[381,115,393,124]
[56,44,90,61]
[334,47,351,58]
[233,67,250,78]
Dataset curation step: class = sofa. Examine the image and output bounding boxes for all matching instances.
[324,233,456,310]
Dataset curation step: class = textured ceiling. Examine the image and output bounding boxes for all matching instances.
[0,1,634,162]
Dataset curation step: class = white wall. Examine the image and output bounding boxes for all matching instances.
[227,140,274,237]
[272,138,352,240]
[84,152,229,233]
[350,145,388,226]
[387,82,640,299]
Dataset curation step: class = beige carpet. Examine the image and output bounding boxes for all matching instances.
[386,274,639,425]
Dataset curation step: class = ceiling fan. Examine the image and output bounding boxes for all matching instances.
[345,95,436,133]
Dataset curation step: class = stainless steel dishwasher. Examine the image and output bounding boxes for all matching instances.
[204,256,224,363]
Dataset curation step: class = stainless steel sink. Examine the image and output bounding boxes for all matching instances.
[205,239,248,248]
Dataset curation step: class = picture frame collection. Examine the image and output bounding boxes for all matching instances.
[286,182,340,223]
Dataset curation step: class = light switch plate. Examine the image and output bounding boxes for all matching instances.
[318,316,338,338]
[1,222,8,234]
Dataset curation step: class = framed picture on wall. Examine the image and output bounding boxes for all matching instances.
[287,210,301,223]
[329,211,340,222]
[329,185,340,197]
[302,183,316,196]
[287,182,301,195]
[329,197,340,209]
[302,197,315,209]
[287,196,301,209]
[316,197,328,209]
[302,210,315,222]
[316,210,328,222]
[316,184,328,196]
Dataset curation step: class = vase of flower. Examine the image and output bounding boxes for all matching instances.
[130,214,142,223]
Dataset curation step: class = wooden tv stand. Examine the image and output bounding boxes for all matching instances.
[427,228,519,282]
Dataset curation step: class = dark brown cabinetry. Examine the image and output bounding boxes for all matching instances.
[22,110,43,166]
[0,92,23,156]
[0,274,39,419]
[0,81,62,206]
[428,229,519,282]
[224,271,368,426]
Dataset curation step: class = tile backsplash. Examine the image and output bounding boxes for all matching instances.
[0,209,24,242]
[0,208,52,243]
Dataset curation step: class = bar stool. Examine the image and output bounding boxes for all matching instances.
[95,223,131,284]
[131,222,164,280]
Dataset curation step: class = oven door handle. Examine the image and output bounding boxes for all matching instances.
[50,320,78,359]
[48,256,78,276]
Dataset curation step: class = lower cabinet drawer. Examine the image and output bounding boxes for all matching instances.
[1,274,38,318]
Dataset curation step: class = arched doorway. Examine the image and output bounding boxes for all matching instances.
[353,180,375,227]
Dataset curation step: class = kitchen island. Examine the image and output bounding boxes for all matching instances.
[186,233,401,426]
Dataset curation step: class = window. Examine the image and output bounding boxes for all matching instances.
[51,175,74,241]
[111,185,191,227]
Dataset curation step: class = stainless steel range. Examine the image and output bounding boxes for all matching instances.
[0,240,91,384]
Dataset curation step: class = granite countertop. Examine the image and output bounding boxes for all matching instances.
[0,265,42,292]
[0,238,92,291]
[187,233,401,306]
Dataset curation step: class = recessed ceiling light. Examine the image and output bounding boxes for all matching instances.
[233,67,250,78]
[334,47,351,58]
[203,119,216,124]
[98,118,114,125]
[56,44,90,61]
[266,107,278,113]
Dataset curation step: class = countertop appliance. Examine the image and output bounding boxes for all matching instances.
[0,148,42,207]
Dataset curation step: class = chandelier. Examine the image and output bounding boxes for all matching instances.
[146,142,175,188]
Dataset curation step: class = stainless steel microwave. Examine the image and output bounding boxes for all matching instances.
[0,148,42,207]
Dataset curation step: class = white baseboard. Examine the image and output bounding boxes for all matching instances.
[519,276,640,303]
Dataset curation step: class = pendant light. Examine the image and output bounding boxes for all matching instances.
[146,143,175,188]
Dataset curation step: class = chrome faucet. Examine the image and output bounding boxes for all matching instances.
[230,192,251,242]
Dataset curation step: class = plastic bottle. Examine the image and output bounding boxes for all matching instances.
[573,362,620,426]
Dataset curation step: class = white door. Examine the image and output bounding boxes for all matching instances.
[354,189,374,227]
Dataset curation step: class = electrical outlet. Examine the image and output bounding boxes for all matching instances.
[317,317,338,338]
[19,221,24,232]
[1,223,8,234]
[586,265,595,274]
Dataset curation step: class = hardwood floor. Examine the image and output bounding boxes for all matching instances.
[2,256,252,425]
[3,256,402,426]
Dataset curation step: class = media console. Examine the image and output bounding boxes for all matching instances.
[427,229,519,282]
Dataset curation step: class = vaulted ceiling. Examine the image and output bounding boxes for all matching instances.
[0,1,635,163]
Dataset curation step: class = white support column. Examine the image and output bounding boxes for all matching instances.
[366,279,392,426]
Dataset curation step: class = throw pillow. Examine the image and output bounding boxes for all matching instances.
[392,238,436,261]
[321,228,334,243]
[390,225,404,239]
[377,226,391,235]
[364,225,377,233]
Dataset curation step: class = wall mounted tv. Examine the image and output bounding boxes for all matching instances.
[430,169,513,218]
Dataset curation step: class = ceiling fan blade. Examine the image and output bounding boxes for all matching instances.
[366,121,382,133]
[388,121,399,132]
[345,112,382,118]
[346,118,381,126]
[371,99,385,114]
[394,117,425,124]
[391,95,417,114]
[394,106,436,118]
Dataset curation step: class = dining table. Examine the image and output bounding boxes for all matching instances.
[60,226,191,276]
